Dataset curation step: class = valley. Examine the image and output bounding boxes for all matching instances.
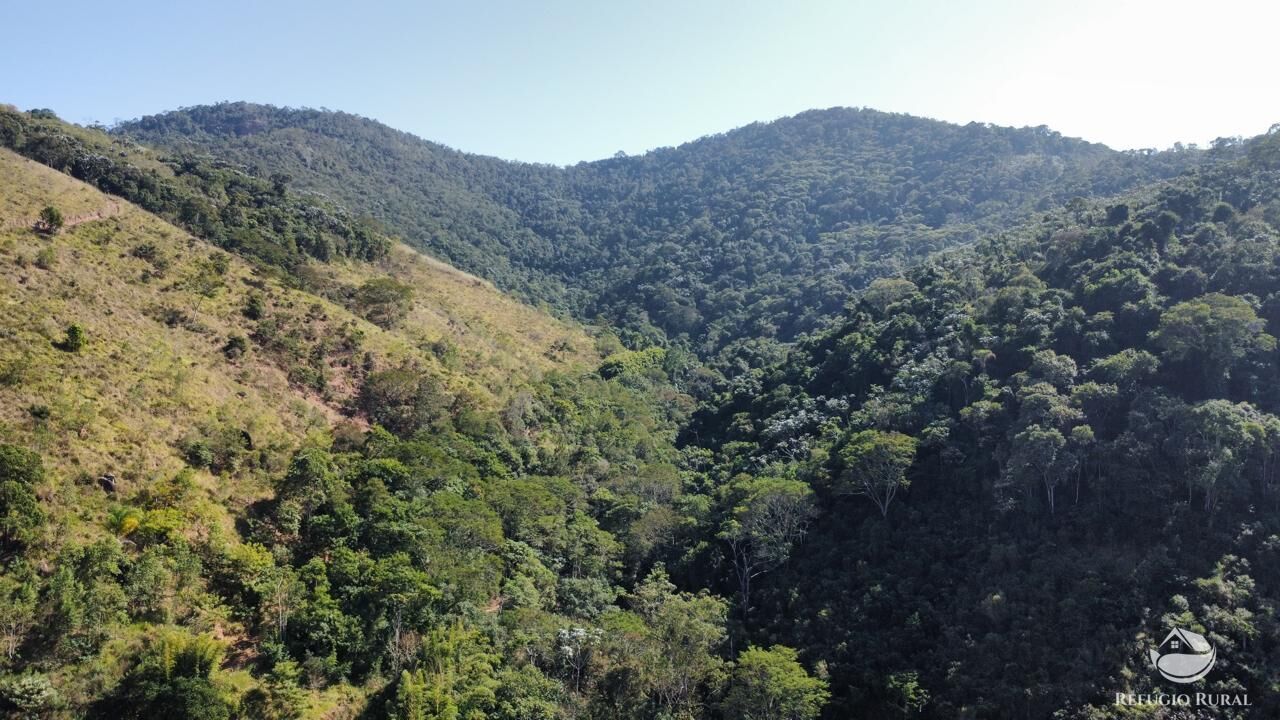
[1,100,1278,719]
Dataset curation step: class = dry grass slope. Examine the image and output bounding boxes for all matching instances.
[0,148,604,714]
[0,145,598,542]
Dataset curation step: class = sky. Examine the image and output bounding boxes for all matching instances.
[2,0,1278,165]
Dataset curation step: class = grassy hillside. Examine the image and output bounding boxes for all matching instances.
[0,135,722,720]
[0,148,632,717]
[0,147,594,484]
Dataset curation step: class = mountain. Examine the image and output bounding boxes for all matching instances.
[0,130,705,718]
[684,127,1280,716]
[4,97,1280,720]
[115,103,1210,357]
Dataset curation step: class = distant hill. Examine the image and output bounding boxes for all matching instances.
[117,102,1212,355]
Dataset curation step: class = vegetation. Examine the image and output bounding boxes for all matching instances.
[3,99,1280,719]
[36,206,62,234]
[117,102,1213,357]
[1,147,733,717]
[0,106,392,277]
[721,646,829,720]
[683,125,1280,717]
[55,324,86,353]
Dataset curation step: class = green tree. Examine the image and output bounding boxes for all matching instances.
[0,444,45,548]
[885,671,931,716]
[1169,400,1257,512]
[240,660,306,720]
[37,205,63,234]
[1004,425,1073,514]
[626,566,728,716]
[1088,348,1160,393]
[0,571,38,660]
[354,278,414,328]
[1151,293,1275,395]
[360,365,452,437]
[722,645,828,720]
[58,323,87,353]
[836,430,918,517]
[718,476,816,623]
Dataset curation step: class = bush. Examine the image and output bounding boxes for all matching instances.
[0,354,31,387]
[0,672,59,717]
[26,404,50,426]
[221,335,249,360]
[34,246,55,269]
[57,324,86,353]
[180,426,254,475]
[37,206,63,234]
[182,439,214,469]
[131,243,161,262]
[91,631,233,720]
[243,293,266,320]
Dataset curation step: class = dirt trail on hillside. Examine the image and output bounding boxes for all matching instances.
[3,197,125,231]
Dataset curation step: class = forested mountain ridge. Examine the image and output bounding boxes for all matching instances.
[115,102,1214,356]
[683,126,1280,717]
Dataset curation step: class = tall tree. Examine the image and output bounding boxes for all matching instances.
[717,476,817,623]
[1151,293,1275,396]
[835,430,918,517]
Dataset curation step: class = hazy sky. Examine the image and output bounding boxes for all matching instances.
[2,0,1277,164]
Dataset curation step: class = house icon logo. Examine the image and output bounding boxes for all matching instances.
[1149,628,1216,684]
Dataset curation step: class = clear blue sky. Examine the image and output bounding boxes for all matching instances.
[2,0,1277,165]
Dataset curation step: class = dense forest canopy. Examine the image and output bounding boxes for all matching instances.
[116,103,1213,356]
[687,126,1280,717]
[2,100,1279,719]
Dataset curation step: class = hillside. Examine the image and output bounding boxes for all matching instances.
[0,147,710,718]
[678,127,1280,717]
[6,97,1280,720]
[0,146,595,474]
[117,103,1213,355]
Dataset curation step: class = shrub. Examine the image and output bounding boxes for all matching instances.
[92,631,232,720]
[131,243,161,262]
[0,354,31,386]
[34,246,55,269]
[57,324,86,352]
[37,206,63,234]
[221,335,249,360]
[0,672,59,717]
[26,405,50,426]
[243,293,266,320]
[182,440,214,470]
